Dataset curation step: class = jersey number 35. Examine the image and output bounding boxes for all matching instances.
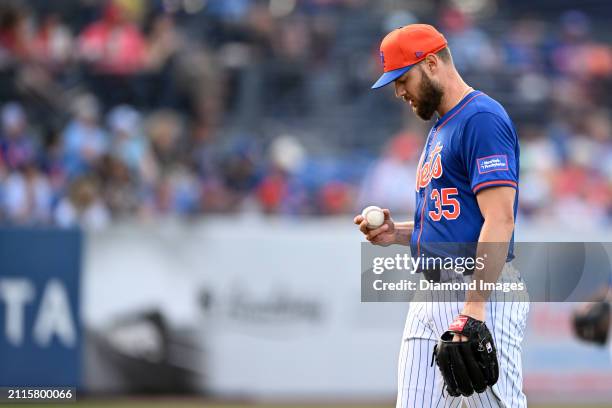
[429,188,460,221]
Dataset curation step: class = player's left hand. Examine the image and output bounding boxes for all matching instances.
[433,315,499,397]
[452,303,486,342]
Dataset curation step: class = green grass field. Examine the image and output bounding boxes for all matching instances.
[1,403,611,408]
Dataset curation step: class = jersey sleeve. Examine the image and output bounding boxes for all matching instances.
[461,112,518,194]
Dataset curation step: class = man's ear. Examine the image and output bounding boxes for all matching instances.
[424,53,439,73]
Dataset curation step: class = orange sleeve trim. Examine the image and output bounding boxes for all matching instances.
[472,180,518,193]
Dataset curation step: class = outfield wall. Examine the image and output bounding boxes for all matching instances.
[82,217,612,402]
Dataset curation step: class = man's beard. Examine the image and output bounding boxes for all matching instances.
[414,72,443,121]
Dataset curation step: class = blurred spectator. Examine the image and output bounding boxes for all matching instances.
[97,154,141,217]
[0,102,37,170]
[319,180,353,215]
[257,167,288,214]
[516,126,556,217]
[220,137,261,199]
[62,94,108,177]
[257,135,307,214]
[31,13,73,71]
[54,176,110,229]
[174,47,223,126]
[2,163,52,224]
[78,1,148,106]
[145,109,182,175]
[78,1,147,75]
[146,14,180,72]
[153,166,200,215]
[107,104,156,183]
[0,3,30,65]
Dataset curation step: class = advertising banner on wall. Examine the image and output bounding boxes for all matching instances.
[0,228,82,387]
[83,219,612,401]
[83,219,406,397]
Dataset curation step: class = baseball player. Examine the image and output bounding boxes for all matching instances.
[354,24,529,407]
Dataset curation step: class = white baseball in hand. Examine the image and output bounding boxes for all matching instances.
[361,205,385,229]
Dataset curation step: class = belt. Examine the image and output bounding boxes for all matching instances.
[419,267,475,283]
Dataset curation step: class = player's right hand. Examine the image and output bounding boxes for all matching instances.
[353,208,396,246]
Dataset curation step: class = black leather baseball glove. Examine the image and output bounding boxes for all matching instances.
[573,301,610,345]
[432,315,499,397]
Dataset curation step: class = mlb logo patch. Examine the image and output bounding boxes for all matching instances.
[477,154,508,174]
[415,51,424,58]
[379,51,385,67]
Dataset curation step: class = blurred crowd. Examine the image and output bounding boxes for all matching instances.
[0,0,610,228]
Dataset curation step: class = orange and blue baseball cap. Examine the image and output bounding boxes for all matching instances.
[372,24,448,89]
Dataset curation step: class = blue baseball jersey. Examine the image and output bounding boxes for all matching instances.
[410,90,519,260]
